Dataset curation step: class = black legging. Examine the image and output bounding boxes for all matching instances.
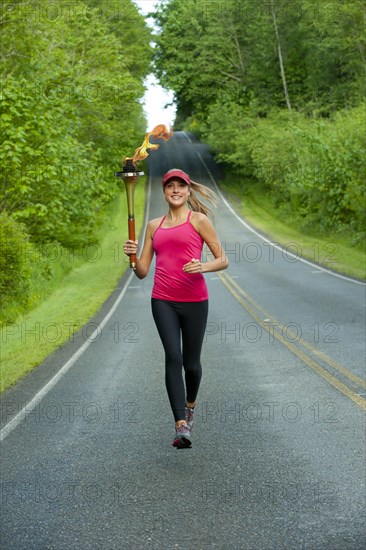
[151,299,209,422]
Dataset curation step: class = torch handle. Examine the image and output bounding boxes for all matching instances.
[128,217,137,269]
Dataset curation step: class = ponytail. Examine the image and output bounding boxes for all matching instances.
[188,180,218,218]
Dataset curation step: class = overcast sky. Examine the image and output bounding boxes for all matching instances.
[133,0,176,130]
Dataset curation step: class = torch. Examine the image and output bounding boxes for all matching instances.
[115,158,144,270]
[115,124,174,270]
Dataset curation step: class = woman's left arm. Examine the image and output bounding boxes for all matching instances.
[183,213,229,274]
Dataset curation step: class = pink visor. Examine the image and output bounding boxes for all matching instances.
[162,169,191,186]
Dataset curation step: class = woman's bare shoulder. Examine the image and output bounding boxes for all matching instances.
[147,216,164,234]
[190,211,212,229]
[148,216,164,226]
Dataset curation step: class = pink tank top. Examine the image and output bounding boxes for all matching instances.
[152,211,208,302]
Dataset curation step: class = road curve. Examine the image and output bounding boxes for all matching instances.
[1,132,365,549]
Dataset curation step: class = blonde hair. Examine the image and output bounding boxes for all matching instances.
[188,180,218,218]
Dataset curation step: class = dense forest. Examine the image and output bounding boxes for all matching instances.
[153,0,365,242]
[0,0,152,322]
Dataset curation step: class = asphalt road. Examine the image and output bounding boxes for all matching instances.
[1,132,365,549]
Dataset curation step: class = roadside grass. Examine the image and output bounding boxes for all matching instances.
[219,178,365,281]
[0,182,146,393]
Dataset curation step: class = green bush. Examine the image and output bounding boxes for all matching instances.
[0,213,31,321]
[0,76,115,248]
[286,105,366,238]
[205,101,256,178]
[205,104,365,241]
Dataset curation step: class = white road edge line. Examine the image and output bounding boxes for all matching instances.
[0,177,152,442]
[183,132,364,286]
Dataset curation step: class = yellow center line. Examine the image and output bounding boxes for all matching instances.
[217,272,366,411]
[222,272,366,390]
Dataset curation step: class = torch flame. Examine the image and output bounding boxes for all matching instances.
[132,124,174,164]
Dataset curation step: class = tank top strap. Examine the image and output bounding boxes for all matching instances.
[157,215,166,229]
[187,210,192,222]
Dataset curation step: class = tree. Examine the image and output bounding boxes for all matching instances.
[152,0,365,240]
[0,0,152,245]
[270,0,292,111]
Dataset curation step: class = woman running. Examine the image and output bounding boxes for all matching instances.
[123,169,229,448]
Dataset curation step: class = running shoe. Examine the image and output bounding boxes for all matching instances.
[185,406,195,432]
[172,424,192,449]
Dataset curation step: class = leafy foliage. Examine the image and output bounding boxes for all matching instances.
[0,0,152,321]
[153,0,365,241]
[0,76,107,245]
[154,0,365,118]
[0,213,29,301]
[207,104,366,240]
